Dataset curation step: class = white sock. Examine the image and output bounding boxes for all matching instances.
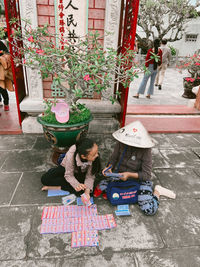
[155,185,176,199]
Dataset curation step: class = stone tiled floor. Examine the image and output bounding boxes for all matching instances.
[0,133,200,266]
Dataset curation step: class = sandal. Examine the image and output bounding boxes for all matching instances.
[146,95,151,99]
[133,95,139,99]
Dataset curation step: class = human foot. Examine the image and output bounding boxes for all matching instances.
[146,95,151,99]
[41,186,61,191]
[133,94,139,98]
[4,105,9,111]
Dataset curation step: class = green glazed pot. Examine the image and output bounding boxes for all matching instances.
[37,115,93,152]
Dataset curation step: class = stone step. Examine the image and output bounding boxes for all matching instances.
[125,115,200,133]
[0,104,22,135]
[127,105,200,115]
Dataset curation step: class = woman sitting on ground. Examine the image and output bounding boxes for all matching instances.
[41,136,101,204]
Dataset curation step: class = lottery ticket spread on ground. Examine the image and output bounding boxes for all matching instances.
[41,205,98,220]
[40,205,117,248]
[71,230,99,247]
[40,214,116,234]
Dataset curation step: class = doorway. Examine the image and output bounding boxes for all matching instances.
[119,0,200,133]
[0,0,26,134]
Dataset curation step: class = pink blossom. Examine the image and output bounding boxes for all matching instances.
[36,49,44,55]
[195,62,200,66]
[83,74,91,81]
[28,36,34,42]
[23,59,26,64]
[185,77,195,82]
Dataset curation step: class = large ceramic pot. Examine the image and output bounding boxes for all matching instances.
[37,115,93,153]
[182,77,200,99]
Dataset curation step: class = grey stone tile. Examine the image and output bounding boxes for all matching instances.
[194,168,200,177]
[154,168,200,198]
[97,202,163,251]
[166,134,200,148]
[56,252,138,267]
[152,148,170,169]
[154,199,200,247]
[159,148,200,168]
[27,206,99,258]
[0,206,37,260]
[136,247,200,267]
[0,151,9,169]
[0,135,37,150]
[192,148,200,159]
[11,171,64,205]
[190,133,200,144]
[0,259,56,267]
[32,136,52,150]
[1,149,52,172]
[151,134,174,149]
[0,172,21,205]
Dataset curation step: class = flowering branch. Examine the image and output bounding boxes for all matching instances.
[6,19,142,112]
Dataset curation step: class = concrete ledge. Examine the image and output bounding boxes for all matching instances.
[21,116,43,133]
[79,99,121,114]
[21,98,121,134]
[20,96,44,115]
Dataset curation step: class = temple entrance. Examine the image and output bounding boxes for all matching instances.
[0,0,26,134]
[119,0,200,132]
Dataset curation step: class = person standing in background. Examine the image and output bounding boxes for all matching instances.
[155,39,171,90]
[0,33,10,111]
[133,39,162,99]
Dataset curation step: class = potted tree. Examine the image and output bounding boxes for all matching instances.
[177,53,200,99]
[4,19,141,152]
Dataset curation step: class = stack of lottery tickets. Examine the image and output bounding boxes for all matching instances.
[62,194,76,205]
[40,205,117,248]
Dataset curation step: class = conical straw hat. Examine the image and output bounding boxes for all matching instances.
[112,120,155,148]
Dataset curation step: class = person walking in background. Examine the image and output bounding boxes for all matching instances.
[155,39,171,90]
[0,39,10,111]
[133,39,162,99]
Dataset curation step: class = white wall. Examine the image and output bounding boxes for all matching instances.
[172,17,200,56]
[137,17,200,57]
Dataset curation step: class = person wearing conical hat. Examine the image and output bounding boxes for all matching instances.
[94,121,176,215]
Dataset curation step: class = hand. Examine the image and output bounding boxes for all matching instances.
[81,191,91,206]
[119,172,129,181]
[75,183,86,192]
[81,192,90,202]
[102,165,112,176]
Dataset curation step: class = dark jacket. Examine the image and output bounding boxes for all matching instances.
[108,142,152,181]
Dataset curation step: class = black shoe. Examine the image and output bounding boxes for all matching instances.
[155,84,158,86]
[158,85,162,90]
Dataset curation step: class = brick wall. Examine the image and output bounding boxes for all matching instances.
[36,0,106,97]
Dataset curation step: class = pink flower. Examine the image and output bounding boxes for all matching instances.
[195,62,200,66]
[185,77,195,82]
[23,59,26,64]
[83,74,91,81]
[28,36,34,42]
[36,49,44,55]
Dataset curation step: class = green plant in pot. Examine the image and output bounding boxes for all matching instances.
[177,53,200,99]
[7,19,141,151]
